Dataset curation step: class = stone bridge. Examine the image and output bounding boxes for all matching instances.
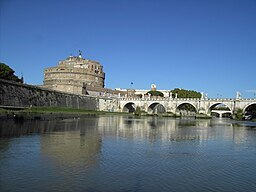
[109,97,256,116]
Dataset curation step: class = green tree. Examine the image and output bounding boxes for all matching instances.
[135,106,142,116]
[171,88,201,98]
[234,108,243,120]
[0,63,23,83]
[146,90,164,97]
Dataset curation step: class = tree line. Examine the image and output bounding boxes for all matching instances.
[170,88,201,98]
[146,88,201,98]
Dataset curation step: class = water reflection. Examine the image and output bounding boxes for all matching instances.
[40,118,101,169]
[1,116,256,145]
[97,116,240,142]
[1,116,256,192]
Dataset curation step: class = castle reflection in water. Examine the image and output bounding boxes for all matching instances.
[0,116,251,144]
[0,116,253,166]
[1,115,255,192]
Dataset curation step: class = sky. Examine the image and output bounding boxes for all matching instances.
[0,0,256,98]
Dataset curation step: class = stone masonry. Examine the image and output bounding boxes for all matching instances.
[0,79,98,110]
[43,52,105,95]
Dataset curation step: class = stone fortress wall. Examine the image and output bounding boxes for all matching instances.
[0,79,98,110]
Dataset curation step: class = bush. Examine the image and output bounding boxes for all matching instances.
[146,91,164,97]
[135,106,141,116]
[171,88,201,98]
[234,108,243,120]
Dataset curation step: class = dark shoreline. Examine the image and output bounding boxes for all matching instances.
[0,112,95,121]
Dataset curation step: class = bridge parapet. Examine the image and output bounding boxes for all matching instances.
[208,98,234,101]
[175,98,201,101]
[119,97,170,101]
[119,97,203,101]
[119,97,256,103]
[241,98,256,101]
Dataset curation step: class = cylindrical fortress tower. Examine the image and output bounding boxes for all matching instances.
[43,53,105,95]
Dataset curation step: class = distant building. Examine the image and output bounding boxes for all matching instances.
[43,52,105,95]
[115,84,171,98]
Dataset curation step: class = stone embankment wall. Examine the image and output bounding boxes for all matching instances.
[0,79,98,110]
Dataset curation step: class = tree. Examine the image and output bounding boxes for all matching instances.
[234,108,243,120]
[0,63,23,83]
[146,90,164,97]
[171,88,201,98]
[135,106,142,116]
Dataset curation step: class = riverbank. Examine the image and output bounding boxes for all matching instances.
[0,107,124,121]
[0,107,255,122]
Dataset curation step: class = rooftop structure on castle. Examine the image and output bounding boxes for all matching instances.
[43,51,105,95]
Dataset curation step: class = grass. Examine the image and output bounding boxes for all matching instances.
[0,106,128,117]
[0,108,7,112]
[26,107,100,114]
[0,106,128,121]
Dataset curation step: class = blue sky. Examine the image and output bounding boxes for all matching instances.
[0,0,256,98]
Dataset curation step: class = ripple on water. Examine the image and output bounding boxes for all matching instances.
[1,117,256,192]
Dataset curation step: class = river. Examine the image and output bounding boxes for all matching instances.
[1,115,256,192]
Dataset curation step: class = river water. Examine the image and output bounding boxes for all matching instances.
[0,115,256,192]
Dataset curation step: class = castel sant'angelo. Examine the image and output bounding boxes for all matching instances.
[43,51,108,95]
[43,51,168,97]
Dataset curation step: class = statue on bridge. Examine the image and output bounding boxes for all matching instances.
[201,92,204,100]
[236,91,241,99]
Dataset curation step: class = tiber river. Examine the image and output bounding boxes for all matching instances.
[1,115,256,192]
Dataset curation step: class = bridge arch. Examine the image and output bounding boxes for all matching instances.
[243,102,256,115]
[122,102,136,113]
[211,110,232,118]
[176,102,197,112]
[148,102,166,114]
[208,103,232,113]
